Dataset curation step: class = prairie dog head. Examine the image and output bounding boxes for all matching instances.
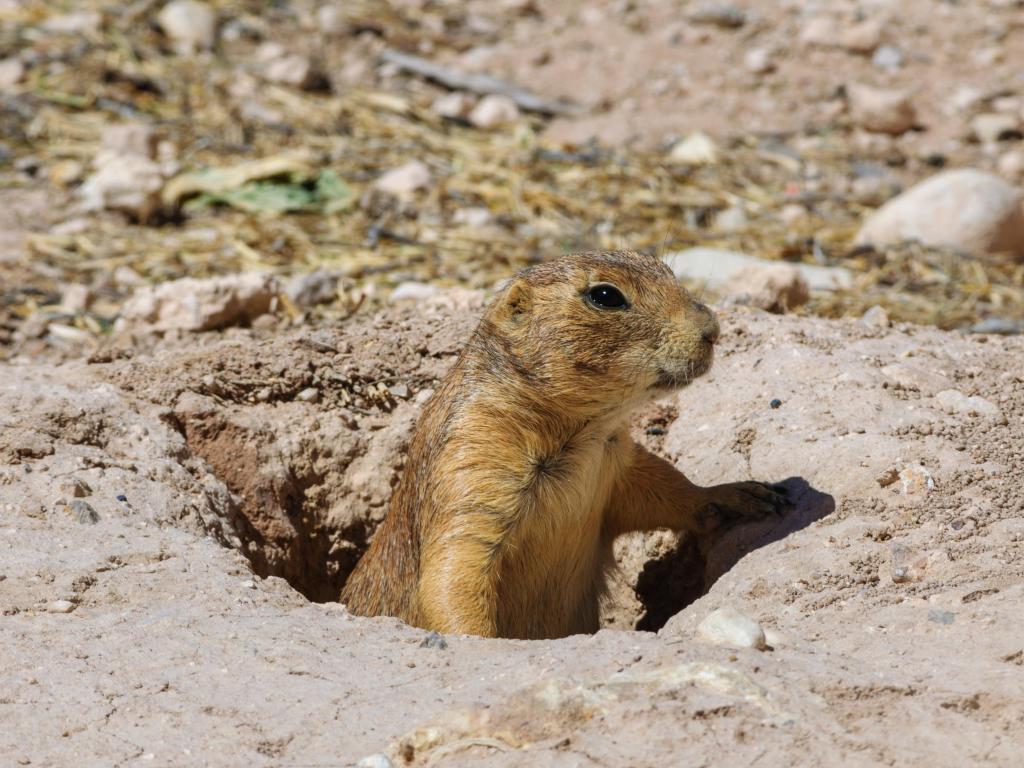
[482,250,719,411]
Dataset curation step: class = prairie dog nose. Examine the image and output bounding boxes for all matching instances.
[699,307,720,345]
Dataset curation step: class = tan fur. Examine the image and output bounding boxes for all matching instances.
[341,250,783,639]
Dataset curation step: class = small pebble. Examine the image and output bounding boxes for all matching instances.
[697,607,767,650]
[373,161,432,197]
[468,95,520,130]
[116,494,128,503]
[48,600,75,613]
[241,580,257,590]
[859,305,890,329]
[872,44,904,71]
[770,398,782,409]
[419,630,448,649]
[389,383,410,399]
[70,499,99,525]
[296,387,320,403]
[356,755,394,768]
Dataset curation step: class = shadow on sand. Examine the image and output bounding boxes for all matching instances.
[634,476,835,632]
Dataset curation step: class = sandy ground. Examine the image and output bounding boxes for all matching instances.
[3,300,1023,767]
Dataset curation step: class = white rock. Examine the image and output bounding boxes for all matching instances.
[296,388,320,403]
[799,17,839,47]
[840,19,883,54]
[258,45,321,90]
[118,273,279,333]
[60,284,92,313]
[389,282,439,302]
[723,263,809,313]
[713,205,748,233]
[665,248,853,291]
[899,465,935,495]
[858,304,890,328]
[855,169,1024,260]
[47,600,75,613]
[743,47,775,74]
[452,207,493,228]
[778,203,807,225]
[971,113,1020,144]
[468,95,520,129]
[668,132,718,164]
[432,91,476,119]
[373,161,432,197]
[102,123,158,159]
[317,4,347,35]
[157,0,218,54]
[996,149,1024,182]
[0,57,25,91]
[356,755,393,768]
[79,154,166,221]
[41,11,101,35]
[697,607,767,650]
[284,270,341,307]
[872,44,903,71]
[687,3,746,28]
[848,85,916,135]
[935,389,1001,417]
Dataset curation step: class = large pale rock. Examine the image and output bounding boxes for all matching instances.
[118,273,279,333]
[855,169,1024,260]
[157,0,218,54]
[665,248,852,291]
[722,263,810,313]
[848,84,916,135]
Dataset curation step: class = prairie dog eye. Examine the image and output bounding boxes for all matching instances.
[584,284,629,310]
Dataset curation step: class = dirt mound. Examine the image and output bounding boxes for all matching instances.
[2,299,1023,766]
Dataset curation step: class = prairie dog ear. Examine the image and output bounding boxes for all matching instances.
[492,278,533,329]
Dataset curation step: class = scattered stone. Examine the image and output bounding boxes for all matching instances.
[876,468,899,488]
[118,273,279,333]
[60,284,92,313]
[80,155,166,221]
[668,132,718,164]
[687,3,746,28]
[356,755,394,768]
[855,169,1024,260]
[256,43,323,90]
[859,305,890,328]
[241,580,257,590]
[296,387,320,403]
[665,248,853,291]
[157,0,218,54]
[47,600,75,613]
[935,389,1001,417]
[839,20,883,54]
[847,84,917,135]
[899,465,935,495]
[971,113,1021,143]
[0,57,25,91]
[872,45,904,71]
[388,383,410,400]
[317,4,347,36]
[891,544,950,583]
[390,282,439,302]
[770,398,783,409]
[432,92,477,120]
[799,17,840,48]
[970,316,1024,335]
[713,205,748,233]
[70,500,99,524]
[41,11,101,35]
[49,160,85,187]
[996,149,1024,182]
[59,478,91,498]
[762,627,787,648]
[373,161,432,197]
[468,95,520,130]
[723,263,809,313]
[743,47,776,74]
[452,207,493,228]
[697,607,767,650]
[880,362,952,396]
[778,203,807,225]
[102,123,159,159]
[284,270,342,307]
[419,631,448,649]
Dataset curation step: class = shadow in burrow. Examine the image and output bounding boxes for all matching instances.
[633,476,835,632]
